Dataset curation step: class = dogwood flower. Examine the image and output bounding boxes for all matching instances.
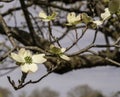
[66,12,82,26]
[39,11,57,22]
[93,8,111,26]
[49,45,70,61]
[101,8,111,21]
[11,48,47,73]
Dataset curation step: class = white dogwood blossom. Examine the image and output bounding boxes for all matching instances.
[39,11,57,22]
[93,8,111,26]
[66,12,82,26]
[101,8,111,21]
[11,48,47,73]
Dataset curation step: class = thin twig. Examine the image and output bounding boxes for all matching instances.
[7,64,58,90]
[66,26,88,52]
[0,47,16,61]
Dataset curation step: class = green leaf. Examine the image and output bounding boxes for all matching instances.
[82,13,93,24]
[49,45,62,55]
[108,0,120,13]
[39,11,57,21]
[47,12,57,20]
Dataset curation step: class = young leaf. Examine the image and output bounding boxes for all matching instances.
[108,0,120,13]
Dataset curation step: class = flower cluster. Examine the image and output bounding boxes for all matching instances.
[39,5,117,27]
[11,48,46,73]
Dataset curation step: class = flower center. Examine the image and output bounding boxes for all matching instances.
[24,56,32,64]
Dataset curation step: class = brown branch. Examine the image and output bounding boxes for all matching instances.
[0,14,18,62]
[0,25,120,74]
[0,0,14,3]
[66,26,88,52]
[7,64,58,90]
[45,51,120,74]
[19,0,36,45]
[33,0,91,14]
[0,47,16,61]
[0,14,17,47]
[47,0,84,4]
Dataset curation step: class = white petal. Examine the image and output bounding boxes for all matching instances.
[28,63,38,73]
[60,55,70,61]
[32,54,47,64]
[93,20,103,26]
[61,48,66,53]
[39,11,47,19]
[20,64,29,73]
[101,8,111,21]
[11,53,25,63]
[18,48,32,58]
[23,49,32,57]
[20,63,38,73]
[67,12,76,23]
[76,14,81,21]
[18,48,26,57]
